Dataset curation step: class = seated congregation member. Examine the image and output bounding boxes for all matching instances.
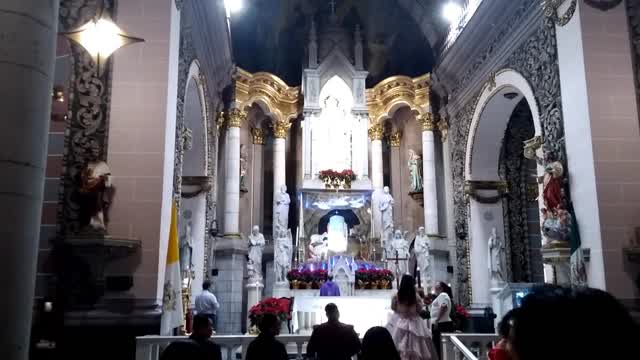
[360,326,401,360]
[160,314,221,360]
[509,285,639,360]
[306,303,361,360]
[245,313,288,360]
[387,274,437,360]
[488,309,518,360]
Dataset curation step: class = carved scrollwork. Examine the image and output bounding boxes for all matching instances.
[60,0,115,234]
[542,0,577,27]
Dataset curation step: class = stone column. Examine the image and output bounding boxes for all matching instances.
[251,128,265,229]
[0,2,58,359]
[273,121,289,194]
[303,112,313,179]
[369,123,384,239]
[223,108,246,237]
[419,113,439,235]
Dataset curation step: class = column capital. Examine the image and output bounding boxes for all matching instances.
[368,123,384,141]
[418,113,436,131]
[389,130,402,147]
[272,120,291,139]
[251,128,266,145]
[226,108,247,128]
[438,119,449,141]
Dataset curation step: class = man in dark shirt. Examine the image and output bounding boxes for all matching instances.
[306,303,361,360]
[160,314,222,360]
[246,313,288,360]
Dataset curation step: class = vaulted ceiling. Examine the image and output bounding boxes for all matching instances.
[229,0,455,87]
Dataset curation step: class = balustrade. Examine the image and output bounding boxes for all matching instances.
[441,333,498,360]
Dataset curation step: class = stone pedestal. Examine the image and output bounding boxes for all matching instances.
[272,282,291,298]
[541,241,572,286]
[245,281,264,332]
[213,239,247,334]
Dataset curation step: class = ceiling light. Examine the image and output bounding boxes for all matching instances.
[61,14,143,74]
[224,0,243,14]
[443,2,463,24]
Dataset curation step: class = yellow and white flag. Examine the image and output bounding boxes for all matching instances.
[160,201,183,335]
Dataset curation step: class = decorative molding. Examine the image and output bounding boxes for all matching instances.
[449,17,570,304]
[585,0,623,11]
[234,68,300,123]
[388,130,402,147]
[463,180,509,204]
[486,71,497,91]
[418,113,436,131]
[226,108,247,128]
[59,0,115,234]
[175,0,185,11]
[272,120,291,139]
[366,73,431,124]
[542,0,577,27]
[251,128,266,145]
[368,123,384,141]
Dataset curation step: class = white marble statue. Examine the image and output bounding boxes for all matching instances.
[488,227,506,284]
[379,186,395,242]
[308,233,329,261]
[274,185,291,234]
[408,149,423,192]
[413,226,431,287]
[389,229,410,276]
[248,225,266,280]
[275,228,292,283]
[179,210,193,276]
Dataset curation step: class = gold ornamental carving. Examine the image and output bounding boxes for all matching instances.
[226,108,246,128]
[368,124,384,141]
[418,113,436,131]
[251,128,266,145]
[367,73,431,124]
[388,130,402,147]
[272,120,291,139]
[233,67,300,126]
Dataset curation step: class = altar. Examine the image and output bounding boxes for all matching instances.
[292,292,394,336]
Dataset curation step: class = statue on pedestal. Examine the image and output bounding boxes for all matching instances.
[488,227,506,284]
[79,159,114,232]
[413,226,431,287]
[274,185,291,236]
[389,229,410,275]
[408,149,423,192]
[179,210,194,276]
[379,186,395,242]
[275,227,292,283]
[248,225,265,280]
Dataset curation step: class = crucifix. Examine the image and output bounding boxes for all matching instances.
[386,250,408,288]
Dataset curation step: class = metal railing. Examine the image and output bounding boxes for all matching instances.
[136,334,310,360]
[441,333,498,360]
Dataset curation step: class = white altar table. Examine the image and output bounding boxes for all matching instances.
[292,293,394,336]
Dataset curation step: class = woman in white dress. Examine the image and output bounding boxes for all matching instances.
[386,274,438,360]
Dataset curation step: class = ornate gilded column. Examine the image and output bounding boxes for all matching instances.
[419,113,439,236]
[0,1,59,358]
[223,108,246,238]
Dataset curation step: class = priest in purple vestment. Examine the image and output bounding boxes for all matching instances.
[320,276,341,296]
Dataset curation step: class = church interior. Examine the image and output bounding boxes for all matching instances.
[2,0,640,359]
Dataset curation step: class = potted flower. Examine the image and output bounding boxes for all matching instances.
[286,269,302,289]
[452,304,471,332]
[248,297,291,333]
[319,169,337,188]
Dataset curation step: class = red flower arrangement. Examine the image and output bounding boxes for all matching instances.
[455,304,470,319]
[286,269,328,283]
[248,297,291,327]
[355,269,395,284]
[318,169,357,181]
